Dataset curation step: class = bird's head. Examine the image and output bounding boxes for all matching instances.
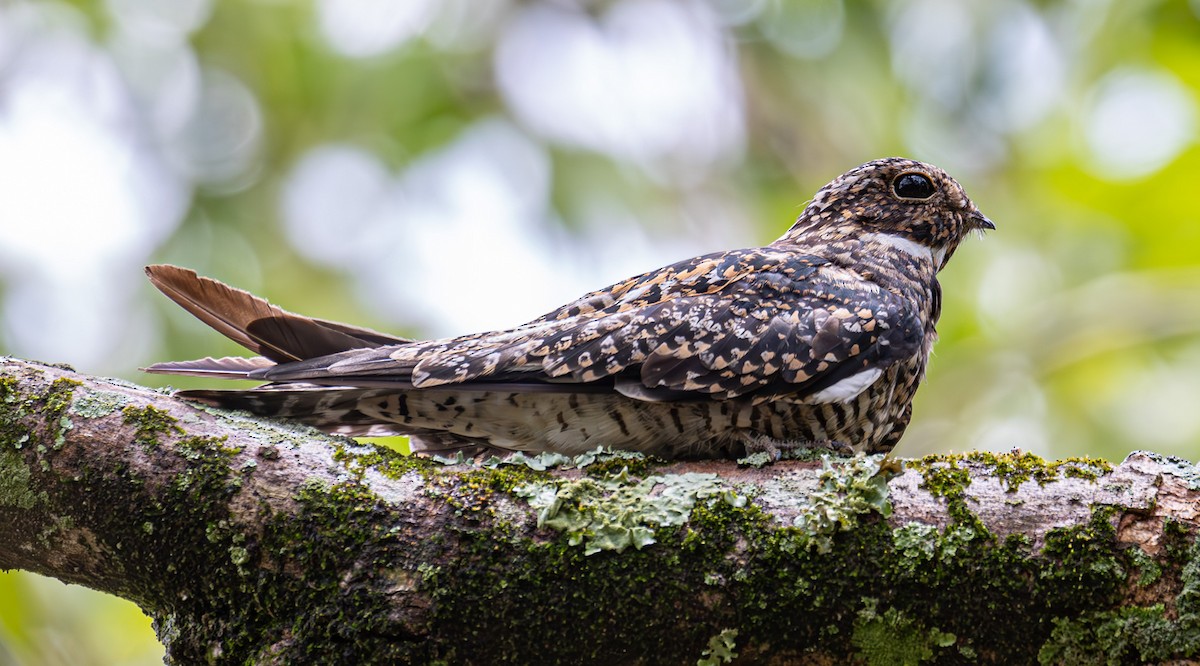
[777,157,994,270]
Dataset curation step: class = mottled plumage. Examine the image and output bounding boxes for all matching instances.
[145,157,992,459]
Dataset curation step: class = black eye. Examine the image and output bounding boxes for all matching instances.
[892,173,936,200]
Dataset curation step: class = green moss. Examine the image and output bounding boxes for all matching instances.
[1128,546,1163,587]
[176,434,241,458]
[36,514,75,548]
[0,374,79,454]
[851,599,958,665]
[914,458,971,499]
[0,376,32,449]
[1038,604,1200,665]
[578,449,662,478]
[170,435,242,497]
[911,456,982,530]
[424,499,756,664]
[912,451,1111,496]
[1030,514,1200,665]
[1028,512,1128,652]
[41,377,80,450]
[243,478,426,663]
[1178,534,1200,616]
[332,440,541,522]
[332,440,438,481]
[0,375,17,400]
[241,447,1193,665]
[432,464,548,520]
[43,377,81,417]
[1164,518,1195,564]
[122,405,183,449]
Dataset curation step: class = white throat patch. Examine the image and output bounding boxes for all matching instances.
[864,232,944,266]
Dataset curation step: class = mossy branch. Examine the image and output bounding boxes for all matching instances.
[2,356,1199,665]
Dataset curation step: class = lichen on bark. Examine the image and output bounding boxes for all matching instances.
[1,357,1198,665]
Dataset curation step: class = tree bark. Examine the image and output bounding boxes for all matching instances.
[1,356,1198,665]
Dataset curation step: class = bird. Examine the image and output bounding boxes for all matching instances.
[144,157,992,460]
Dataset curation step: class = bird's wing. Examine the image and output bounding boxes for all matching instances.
[144,264,412,368]
[257,250,925,402]
[528,259,923,400]
[254,249,773,383]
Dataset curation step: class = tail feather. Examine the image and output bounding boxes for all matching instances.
[145,264,410,363]
[142,355,275,379]
[176,386,405,434]
[177,386,514,456]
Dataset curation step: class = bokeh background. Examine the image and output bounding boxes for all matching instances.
[2,0,1200,661]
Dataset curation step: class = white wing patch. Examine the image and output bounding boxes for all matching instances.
[804,368,883,404]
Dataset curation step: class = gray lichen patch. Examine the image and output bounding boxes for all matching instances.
[473,445,661,478]
[69,389,131,418]
[789,455,894,553]
[697,628,739,665]
[0,373,79,459]
[516,469,745,555]
[187,401,350,450]
[1134,450,1200,490]
[0,449,46,509]
[753,454,895,537]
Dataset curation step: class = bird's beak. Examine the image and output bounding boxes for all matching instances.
[970,210,996,231]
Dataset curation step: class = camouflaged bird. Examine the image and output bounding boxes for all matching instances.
[144,157,992,459]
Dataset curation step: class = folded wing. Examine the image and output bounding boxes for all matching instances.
[193,250,925,404]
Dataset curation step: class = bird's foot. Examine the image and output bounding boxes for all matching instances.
[739,434,853,464]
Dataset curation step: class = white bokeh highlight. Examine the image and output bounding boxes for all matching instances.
[1082,68,1196,180]
[495,0,744,181]
[0,6,188,371]
[281,119,750,337]
[316,0,436,58]
[1110,357,1200,450]
[980,4,1063,134]
[282,145,394,267]
[164,67,264,190]
[887,0,977,109]
[759,0,844,60]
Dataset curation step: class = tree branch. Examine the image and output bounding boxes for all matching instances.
[1,356,1198,664]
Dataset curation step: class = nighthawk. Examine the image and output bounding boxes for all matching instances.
[145,157,992,459]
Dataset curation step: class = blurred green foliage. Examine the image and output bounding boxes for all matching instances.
[3,0,1200,662]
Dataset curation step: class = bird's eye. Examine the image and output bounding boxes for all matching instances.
[892,173,936,200]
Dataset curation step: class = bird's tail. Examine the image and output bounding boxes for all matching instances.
[141,265,508,452]
[178,385,404,435]
[181,384,507,455]
[143,264,411,379]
